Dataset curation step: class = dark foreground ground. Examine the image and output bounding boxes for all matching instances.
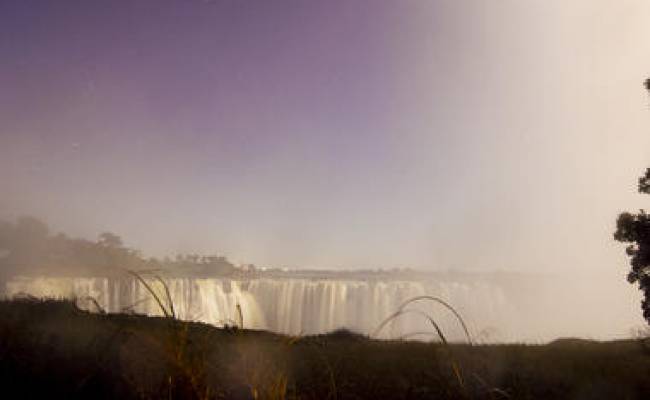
[1,299,650,400]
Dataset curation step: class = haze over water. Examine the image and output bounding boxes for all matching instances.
[2,1,650,340]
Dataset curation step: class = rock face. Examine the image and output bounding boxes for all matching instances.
[3,272,645,342]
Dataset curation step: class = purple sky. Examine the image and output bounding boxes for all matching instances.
[2,0,650,271]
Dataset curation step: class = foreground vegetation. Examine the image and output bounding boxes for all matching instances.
[1,299,650,399]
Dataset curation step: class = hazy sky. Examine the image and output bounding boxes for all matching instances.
[1,0,650,271]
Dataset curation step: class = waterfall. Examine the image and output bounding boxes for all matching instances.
[4,273,644,342]
[3,275,514,341]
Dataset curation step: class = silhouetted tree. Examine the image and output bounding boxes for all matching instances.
[615,169,650,322]
[614,79,650,323]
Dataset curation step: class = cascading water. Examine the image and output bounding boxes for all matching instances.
[4,275,512,341]
[3,273,644,342]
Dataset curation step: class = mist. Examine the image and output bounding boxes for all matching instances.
[0,215,645,342]
[1,0,650,343]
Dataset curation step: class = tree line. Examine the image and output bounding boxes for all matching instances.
[0,216,239,280]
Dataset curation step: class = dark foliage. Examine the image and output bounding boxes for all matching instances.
[2,299,650,399]
[614,82,650,324]
[640,167,650,195]
[615,171,650,322]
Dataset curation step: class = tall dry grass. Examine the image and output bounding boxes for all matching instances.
[125,269,296,400]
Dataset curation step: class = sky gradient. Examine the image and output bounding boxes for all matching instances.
[2,0,650,272]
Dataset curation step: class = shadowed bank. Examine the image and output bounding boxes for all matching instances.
[2,298,650,400]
